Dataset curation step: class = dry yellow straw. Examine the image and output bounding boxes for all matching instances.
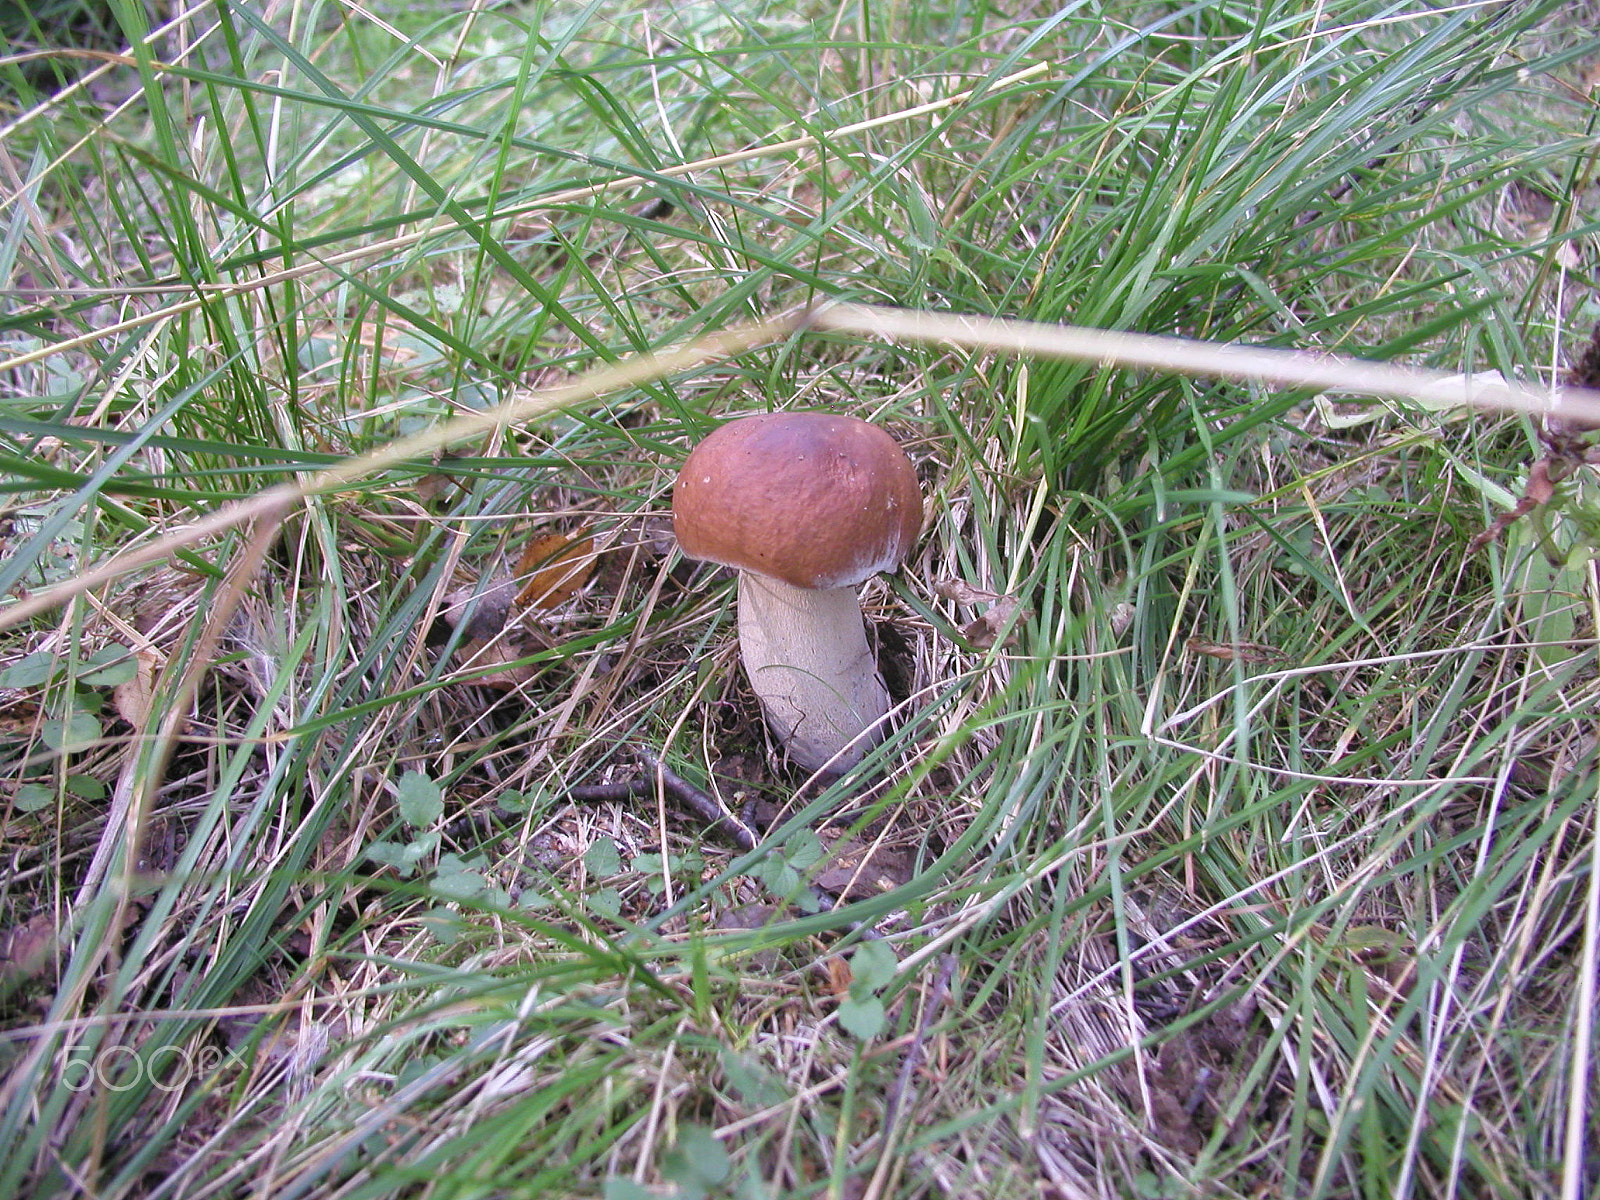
[5,300,1595,630]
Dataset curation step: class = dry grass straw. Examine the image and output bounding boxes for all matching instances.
[9,301,1598,636]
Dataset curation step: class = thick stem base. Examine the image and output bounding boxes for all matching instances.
[736,574,891,774]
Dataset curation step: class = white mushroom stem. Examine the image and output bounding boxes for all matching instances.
[735,572,891,774]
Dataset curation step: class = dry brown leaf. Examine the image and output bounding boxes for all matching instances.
[961,596,1021,650]
[442,578,519,641]
[1109,600,1135,638]
[113,649,162,727]
[516,531,595,609]
[0,700,42,738]
[1184,637,1288,664]
[936,577,1025,649]
[0,913,57,984]
[823,955,853,996]
[414,472,457,504]
[439,576,540,689]
[814,835,916,898]
[714,903,781,932]
[458,635,538,691]
[935,578,1005,605]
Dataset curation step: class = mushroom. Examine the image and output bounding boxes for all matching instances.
[672,411,921,774]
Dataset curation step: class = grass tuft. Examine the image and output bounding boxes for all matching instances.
[1,1,1597,1197]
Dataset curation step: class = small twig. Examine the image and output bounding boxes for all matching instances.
[567,781,650,805]
[568,750,865,918]
[634,746,759,853]
[563,749,761,853]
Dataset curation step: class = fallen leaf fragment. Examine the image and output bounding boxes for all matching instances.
[935,577,1025,649]
[0,913,57,985]
[516,531,595,609]
[813,834,916,898]
[714,903,782,932]
[1185,637,1288,664]
[414,472,457,504]
[1109,601,1135,638]
[457,633,538,691]
[935,579,1004,606]
[439,577,537,689]
[442,578,519,641]
[961,598,1020,649]
[112,649,162,727]
[823,955,853,996]
[0,700,43,738]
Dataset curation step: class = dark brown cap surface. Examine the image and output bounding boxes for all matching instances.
[673,412,921,590]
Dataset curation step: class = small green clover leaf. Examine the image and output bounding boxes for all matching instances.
[849,940,898,990]
[584,837,623,877]
[396,771,444,827]
[836,995,886,1040]
[838,940,898,1040]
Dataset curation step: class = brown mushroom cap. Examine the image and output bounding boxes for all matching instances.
[673,412,921,590]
